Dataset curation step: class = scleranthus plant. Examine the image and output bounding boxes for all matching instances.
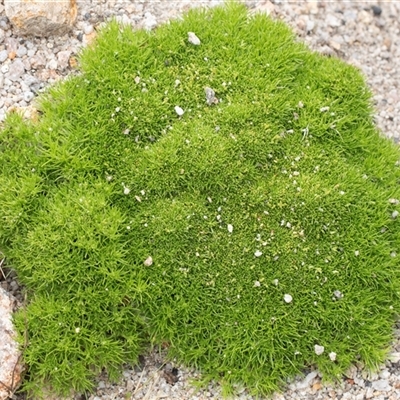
[1,1,400,398]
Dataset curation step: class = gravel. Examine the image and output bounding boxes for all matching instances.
[1,0,400,399]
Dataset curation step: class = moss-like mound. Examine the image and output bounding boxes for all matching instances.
[1,2,400,398]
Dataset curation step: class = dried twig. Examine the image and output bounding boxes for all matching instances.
[0,256,6,280]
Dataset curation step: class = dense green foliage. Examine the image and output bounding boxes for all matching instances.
[1,2,400,397]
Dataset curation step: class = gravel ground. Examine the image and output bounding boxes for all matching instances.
[1,1,400,399]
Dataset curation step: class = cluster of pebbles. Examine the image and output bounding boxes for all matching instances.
[1,0,400,399]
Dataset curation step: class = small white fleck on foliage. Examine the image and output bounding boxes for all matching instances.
[284,294,292,303]
[320,106,330,112]
[333,290,343,299]
[123,187,130,195]
[273,279,279,286]
[175,106,184,116]
[355,250,359,256]
[392,210,399,219]
[329,352,337,361]
[205,87,218,105]
[75,327,80,333]
[188,32,201,45]
[144,256,153,266]
[134,76,140,84]
[227,224,233,233]
[254,281,261,287]
[314,345,324,355]
[254,250,262,257]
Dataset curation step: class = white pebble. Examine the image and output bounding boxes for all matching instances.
[254,250,262,257]
[227,224,233,233]
[329,352,337,361]
[254,281,261,287]
[354,250,359,256]
[284,294,292,303]
[123,187,130,195]
[273,279,279,286]
[188,32,201,45]
[314,345,324,355]
[144,256,153,267]
[174,106,184,116]
[23,91,34,102]
[392,210,399,219]
[333,290,343,299]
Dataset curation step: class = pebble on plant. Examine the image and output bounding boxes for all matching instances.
[188,32,201,45]
[205,87,218,105]
[329,352,337,361]
[175,106,184,116]
[144,256,153,267]
[227,224,233,233]
[314,345,325,355]
[284,294,293,303]
[254,250,262,257]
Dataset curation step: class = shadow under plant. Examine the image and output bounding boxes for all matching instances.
[0,2,400,398]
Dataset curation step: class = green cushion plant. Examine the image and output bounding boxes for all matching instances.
[1,1,400,398]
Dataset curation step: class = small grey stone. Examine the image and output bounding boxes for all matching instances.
[371,5,382,16]
[379,369,390,379]
[30,52,46,69]
[16,45,27,57]
[388,351,400,363]
[23,75,39,87]
[57,50,71,69]
[83,24,94,35]
[326,14,342,28]
[371,379,391,391]
[23,91,34,102]
[27,49,36,57]
[5,37,18,52]
[47,58,58,70]
[8,59,25,81]
[0,50,8,63]
[143,12,157,31]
